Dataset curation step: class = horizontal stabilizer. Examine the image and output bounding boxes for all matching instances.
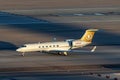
[91,46,96,52]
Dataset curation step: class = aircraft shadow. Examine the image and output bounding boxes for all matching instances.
[0,11,49,24]
[0,11,119,46]
[0,41,17,51]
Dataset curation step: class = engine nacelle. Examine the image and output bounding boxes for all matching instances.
[65,39,75,42]
[65,39,74,49]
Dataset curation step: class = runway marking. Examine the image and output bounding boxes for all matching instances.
[52,20,120,23]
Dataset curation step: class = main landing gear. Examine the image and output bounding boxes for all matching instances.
[58,52,68,56]
[22,53,25,56]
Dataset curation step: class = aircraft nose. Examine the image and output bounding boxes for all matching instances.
[16,48,22,52]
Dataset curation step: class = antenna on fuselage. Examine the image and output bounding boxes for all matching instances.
[53,37,57,42]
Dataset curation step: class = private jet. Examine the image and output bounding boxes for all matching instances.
[16,29,98,56]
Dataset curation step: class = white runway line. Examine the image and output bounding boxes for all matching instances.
[51,20,120,23]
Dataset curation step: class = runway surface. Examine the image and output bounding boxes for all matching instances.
[0,0,119,10]
[0,0,120,80]
[0,72,113,80]
[0,9,120,72]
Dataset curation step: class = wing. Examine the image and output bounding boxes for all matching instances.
[47,46,96,56]
[72,46,96,53]
[49,46,96,53]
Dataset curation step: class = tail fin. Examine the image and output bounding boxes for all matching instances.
[80,29,98,42]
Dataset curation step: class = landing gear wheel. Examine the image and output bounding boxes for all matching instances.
[58,52,62,55]
[22,53,25,56]
[63,52,68,56]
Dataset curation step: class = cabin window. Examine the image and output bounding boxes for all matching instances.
[49,45,51,47]
[42,46,44,48]
[57,45,59,47]
[46,46,48,48]
[39,46,41,48]
[53,45,55,47]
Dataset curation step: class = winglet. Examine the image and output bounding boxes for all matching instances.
[91,46,96,52]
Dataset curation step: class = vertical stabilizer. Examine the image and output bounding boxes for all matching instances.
[80,29,98,42]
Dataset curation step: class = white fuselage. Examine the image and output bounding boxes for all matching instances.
[16,40,91,53]
[16,29,98,56]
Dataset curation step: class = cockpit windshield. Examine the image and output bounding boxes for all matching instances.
[20,45,26,47]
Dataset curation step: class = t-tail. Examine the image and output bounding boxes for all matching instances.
[80,29,98,42]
